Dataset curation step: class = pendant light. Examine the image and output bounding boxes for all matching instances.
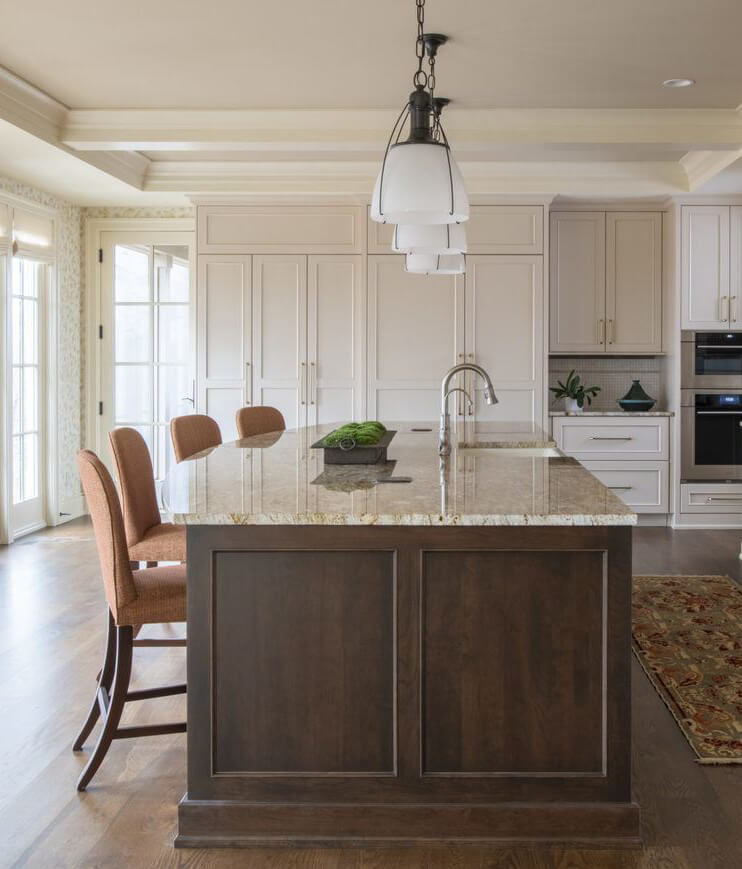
[392,221,467,255]
[370,0,468,226]
[405,253,466,275]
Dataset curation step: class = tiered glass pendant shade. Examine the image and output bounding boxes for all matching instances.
[370,142,469,225]
[392,221,466,254]
[405,252,465,275]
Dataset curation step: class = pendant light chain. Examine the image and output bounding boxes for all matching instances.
[414,0,427,89]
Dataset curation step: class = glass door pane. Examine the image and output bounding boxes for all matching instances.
[10,257,44,535]
[111,242,192,499]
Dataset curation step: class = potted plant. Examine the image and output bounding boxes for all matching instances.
[550,370,601,413]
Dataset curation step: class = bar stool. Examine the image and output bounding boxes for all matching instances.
[170,413,222,462]
[235,406,286,439]
[109,427,186,569]
[73,449,186,791]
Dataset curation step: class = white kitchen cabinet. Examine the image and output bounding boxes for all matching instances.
[197,255,252,441]
[606,212,662,352]
[730,206,742,327]
[464,255,543,427]
[551,210,662,353]
[681,205,730,329]
[306,255,365,425]
[367,256,464,420]
[680,481,742,514]
[198,253,364,438]
[582,460,669,514]
[550,212,606,353]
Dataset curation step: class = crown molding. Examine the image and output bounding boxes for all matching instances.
[680,149,742,189]
[0,65,66,143]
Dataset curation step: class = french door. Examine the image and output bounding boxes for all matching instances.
[9,257,46,536]
[99,232,195,499]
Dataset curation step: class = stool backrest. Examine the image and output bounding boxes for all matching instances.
[235,405,286,439]
[170,414,222,462]
[77,449,136,621]
[109,427,161,546]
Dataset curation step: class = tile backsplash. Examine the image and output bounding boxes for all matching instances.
[548,356,665,411]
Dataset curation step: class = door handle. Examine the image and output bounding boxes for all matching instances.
[310,361,316,405]
[732,295,738,323]
[598,319,605,344]
[607,319,614,345]
[467,353,474,415]
[300,362,306,405]
[721,296,729,322]
[244,363,251,405]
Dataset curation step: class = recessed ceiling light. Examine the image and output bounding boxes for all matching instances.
[663,78,695,88]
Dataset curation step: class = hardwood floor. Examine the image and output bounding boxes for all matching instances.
[1,519,741,868]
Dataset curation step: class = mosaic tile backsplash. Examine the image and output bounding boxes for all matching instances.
[549,356,666,412]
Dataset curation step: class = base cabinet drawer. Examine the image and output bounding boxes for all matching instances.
[553,417,669,460]
[681,482,742,513]
[582,461,669,513]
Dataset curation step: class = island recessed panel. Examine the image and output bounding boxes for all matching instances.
[421,549,605,775]
[211,550,396,775]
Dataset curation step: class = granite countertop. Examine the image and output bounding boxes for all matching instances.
[549,410,674,417]
[162,421,635,528]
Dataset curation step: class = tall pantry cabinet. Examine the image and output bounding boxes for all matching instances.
[195,203,547,438]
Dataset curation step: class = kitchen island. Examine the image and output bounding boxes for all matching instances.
[164,422,639,848]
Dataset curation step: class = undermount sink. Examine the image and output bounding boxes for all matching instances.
[458,446,562,458]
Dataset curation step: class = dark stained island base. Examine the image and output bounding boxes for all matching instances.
[163,423,640,848]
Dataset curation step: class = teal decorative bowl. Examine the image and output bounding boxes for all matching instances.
[617,379,656,412]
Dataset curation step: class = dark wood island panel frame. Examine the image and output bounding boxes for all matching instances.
[176,523,639,848]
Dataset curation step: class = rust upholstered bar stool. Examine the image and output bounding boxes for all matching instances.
[73,449,186,791]
[235,405,286,439]
[170,413,222,462]
[109,427,186,570]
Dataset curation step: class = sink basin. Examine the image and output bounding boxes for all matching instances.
[458,446,562,458]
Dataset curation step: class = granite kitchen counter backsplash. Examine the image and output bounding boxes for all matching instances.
[549,356,666,412]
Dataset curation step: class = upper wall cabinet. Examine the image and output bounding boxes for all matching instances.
[368,205,544,255]
[550,211,662,354]
[198,206,364,254]
[681,205,733,329]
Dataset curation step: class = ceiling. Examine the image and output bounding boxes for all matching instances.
[1,0,742,203]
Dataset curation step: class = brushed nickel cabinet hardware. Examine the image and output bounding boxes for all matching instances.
[721,295,729,322]
[733,295,738,323]
[607,318,614,344]
[609,485,633,490]
[598,319,605,343]
[706,495,742,503]
[590,435,633,440]
[310,361,316,405]
[300,362,306,405]
[245,363,251,405]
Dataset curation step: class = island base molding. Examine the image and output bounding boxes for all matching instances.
[180,524,638,849]
[176,798,641,848]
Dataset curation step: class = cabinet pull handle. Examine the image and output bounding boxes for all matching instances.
[310,361,316,405]
[721,296,729,322]
[706,495,742,503]
[598,319,605,344]
[732,295,738,323]
[607,319,614,344]
[590,436,633,440]
[245,363,251,405]
[609,485,633,491]
[467,353,474,415]
[300,362,306,405]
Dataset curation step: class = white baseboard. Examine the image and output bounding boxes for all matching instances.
[53,494,86,525]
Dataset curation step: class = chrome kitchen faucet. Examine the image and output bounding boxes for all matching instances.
[439,363,498,455]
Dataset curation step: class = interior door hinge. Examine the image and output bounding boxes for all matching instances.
[98,248,103,263]
[98,324,103,339]
[98,401,103,416]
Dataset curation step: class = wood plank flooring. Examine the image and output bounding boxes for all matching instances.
[1,520,741,868]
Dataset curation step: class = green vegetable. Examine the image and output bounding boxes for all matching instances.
[323,421,387,448]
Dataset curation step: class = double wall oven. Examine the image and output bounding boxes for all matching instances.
[682,331,742,480]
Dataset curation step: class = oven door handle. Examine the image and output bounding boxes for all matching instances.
[695,410,742,415]
[695,345,742,350]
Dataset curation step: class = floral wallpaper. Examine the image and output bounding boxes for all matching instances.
[0,174,83,508]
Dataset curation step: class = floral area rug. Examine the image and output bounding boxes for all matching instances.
[632,575,742,763]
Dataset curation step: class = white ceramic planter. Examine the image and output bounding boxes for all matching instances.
[564,398,583,413]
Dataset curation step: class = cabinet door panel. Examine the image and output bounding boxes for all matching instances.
[550,212,605,352]
[730,207,742,327]
[252,256,306,430]
[682,205,730,329]
[307,255,364,425]
[367,256,464,420]
[606,212,662,352]
[465,255,543,428]
[197,255,251,442]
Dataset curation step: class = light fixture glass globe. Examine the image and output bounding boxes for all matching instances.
[392,222,467,254]
[405,252,465,275]
[371,142,469,224]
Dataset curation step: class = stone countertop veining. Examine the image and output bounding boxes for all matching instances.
[549,410,674,417]
[162,422,635,527]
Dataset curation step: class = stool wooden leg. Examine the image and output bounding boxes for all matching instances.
[76,625,133,791]
[73,610,116,751]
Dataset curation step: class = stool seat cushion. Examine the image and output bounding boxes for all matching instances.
[128,522,186,563]
[117,564,187,626]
